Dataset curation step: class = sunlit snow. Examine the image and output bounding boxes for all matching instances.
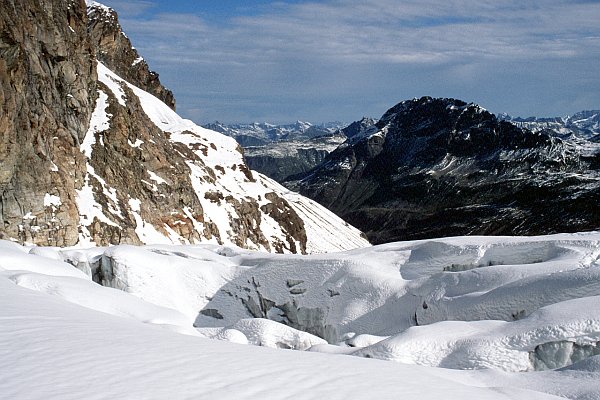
[2,233,600,399]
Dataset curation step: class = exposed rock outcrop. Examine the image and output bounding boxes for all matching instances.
[0,0,96,246]
[0,1,370,253]
[87,2,175,110]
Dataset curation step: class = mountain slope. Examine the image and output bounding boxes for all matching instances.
[288,97,600,244]
[0,1,369,253]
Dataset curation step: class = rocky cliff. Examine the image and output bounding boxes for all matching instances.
[0,0,95,246]
[288,97,600,243]
[0,0,369,253]
[87,2,175,110]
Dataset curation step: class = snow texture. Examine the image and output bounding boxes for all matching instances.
[2,235,586,399]
[2,232,600,398]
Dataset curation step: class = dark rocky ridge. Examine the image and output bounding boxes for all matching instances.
[287,97,600,244]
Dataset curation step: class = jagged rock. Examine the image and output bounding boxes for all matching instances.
[87,2,175,110]
[0,0,369,253]
[0,0,96,246]
[288,97,600,244]
[339,117,377,140]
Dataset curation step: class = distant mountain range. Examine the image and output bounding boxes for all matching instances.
[209,119,376,181]
[202,121,346,147]
[499,110,600,142]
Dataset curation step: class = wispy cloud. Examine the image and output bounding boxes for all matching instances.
[106,0,600,123]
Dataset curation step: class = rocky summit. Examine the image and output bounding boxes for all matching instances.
[0,0,369,253]
[287,97,600,244]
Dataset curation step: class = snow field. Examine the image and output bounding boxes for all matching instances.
[1,277,561,400]
[2,233,600,398]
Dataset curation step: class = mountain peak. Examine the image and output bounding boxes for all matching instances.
[288,97,594,244]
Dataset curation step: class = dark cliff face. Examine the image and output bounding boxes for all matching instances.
[0,0,96,245]
[289,97,600,244]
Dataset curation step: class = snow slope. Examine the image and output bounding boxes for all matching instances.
[74,61,369,253]
[0,246,565,400]
[2,233,600,398]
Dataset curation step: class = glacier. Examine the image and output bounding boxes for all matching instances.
[2,233,600,399]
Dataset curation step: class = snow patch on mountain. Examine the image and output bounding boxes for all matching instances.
[76,62,370,253]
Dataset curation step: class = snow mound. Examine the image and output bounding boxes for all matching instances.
[352,296,600,371]
[230,318,327,350]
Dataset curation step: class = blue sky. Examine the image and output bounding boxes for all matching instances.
[100,0,600,124]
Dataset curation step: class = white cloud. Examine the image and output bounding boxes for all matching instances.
[108,0,600,122]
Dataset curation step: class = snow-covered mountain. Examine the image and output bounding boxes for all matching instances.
[242,134,347,181]
[203,121,345,147]
[500,110,600,141]
[204,120,349,181]
[217,118,377,182]
[3,233,600,398]
[287,97,600,244]
[0,0,368,253]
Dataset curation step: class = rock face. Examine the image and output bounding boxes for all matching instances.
[0,0,96,246]
[288,97,600,244]
[87,2,175,110]
[0,1,369,253]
